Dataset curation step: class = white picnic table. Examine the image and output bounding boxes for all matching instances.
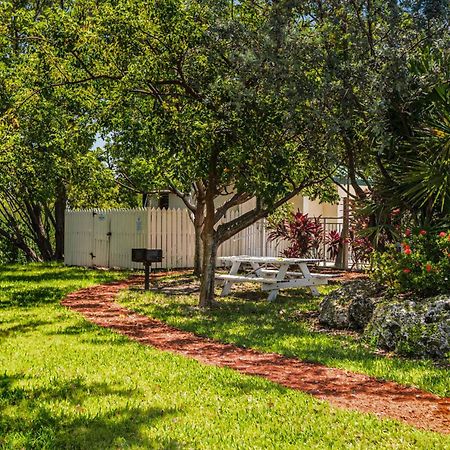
[216,256,332,301]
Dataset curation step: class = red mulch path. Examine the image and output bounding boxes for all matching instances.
[61,278,450,435]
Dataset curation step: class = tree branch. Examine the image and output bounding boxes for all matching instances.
[214,192,252,224]
[217,174,332,244]
[168,183,197,213]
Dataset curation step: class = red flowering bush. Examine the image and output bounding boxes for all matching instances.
[267,210,344,260]
[372,229,450,296]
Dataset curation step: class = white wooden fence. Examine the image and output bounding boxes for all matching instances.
[64,207,289,270]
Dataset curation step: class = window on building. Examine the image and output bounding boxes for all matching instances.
[158,192,170,209]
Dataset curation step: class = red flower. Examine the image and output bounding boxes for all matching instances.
[419,230,427,236]
[439,231,447,238]
[404,248,412,255]
[405,229,411,237]
[425,264,432,272]
[403,268,411,274]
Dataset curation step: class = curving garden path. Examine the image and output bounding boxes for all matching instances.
[61,278,450,435]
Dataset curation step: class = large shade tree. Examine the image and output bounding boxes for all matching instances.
[25,0,337,305]
[304,0,450,243]
[0,1,133,261]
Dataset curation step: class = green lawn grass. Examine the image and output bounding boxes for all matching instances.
[1,265,449,449]
[117,275,450,398]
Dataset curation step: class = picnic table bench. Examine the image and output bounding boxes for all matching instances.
[216,256,334,301]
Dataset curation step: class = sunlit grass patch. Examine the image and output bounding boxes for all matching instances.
[1,265,449,449]
[118,274,450,398]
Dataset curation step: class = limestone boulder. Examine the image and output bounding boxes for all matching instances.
[319,280,385,330]
[366,295,450,359]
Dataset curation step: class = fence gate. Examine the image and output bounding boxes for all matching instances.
[91,211,111,267]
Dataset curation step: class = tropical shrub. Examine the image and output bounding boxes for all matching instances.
[326,230,341,260]
[349,232,374,269]
[268,210,342,260]
[371,229,450,296]
[268,211,322,258]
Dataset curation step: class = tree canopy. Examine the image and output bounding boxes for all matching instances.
[0,0,448,304]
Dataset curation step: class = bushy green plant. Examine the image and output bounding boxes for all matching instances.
[372,229,450,296]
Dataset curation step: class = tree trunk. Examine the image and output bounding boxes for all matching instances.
[199,226,218,308]
[199,182,217,308]
[142,192,148,208]
[54,184,67,261]
[24,201,54,261]
[16,239,41,262]
[193,202,204,277]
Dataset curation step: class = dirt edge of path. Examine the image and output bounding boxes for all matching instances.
[61,278,450,435]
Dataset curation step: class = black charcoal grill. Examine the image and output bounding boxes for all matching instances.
[131,248,163,290]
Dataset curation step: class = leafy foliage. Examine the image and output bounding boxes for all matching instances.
[372,229,450,296]
[268,210,343,260]
[268,211,323,258]
[0,2,138,262]
[326,230,342,260]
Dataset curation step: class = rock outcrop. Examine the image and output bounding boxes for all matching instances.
[366,295,450,359]
[319,280,385,330]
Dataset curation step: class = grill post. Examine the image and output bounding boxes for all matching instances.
[144,263,150,290]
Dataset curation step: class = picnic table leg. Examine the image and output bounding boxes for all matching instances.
[220,261,241,296]
[299,263,320,296]
[250,262,263,277]
[266,264,289,301]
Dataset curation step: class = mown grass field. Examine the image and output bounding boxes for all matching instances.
[1,265,449,449]
[118,274,450,397]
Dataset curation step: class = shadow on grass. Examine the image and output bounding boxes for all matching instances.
[0,287,67,308]
[47,322,102,335]
[0,373,180,448]
[125,289,448,383]
[0,319,55,338]
[0,264,124,309]
[47,323,130,346]
[0,269,121,284]
[182,309,359,361]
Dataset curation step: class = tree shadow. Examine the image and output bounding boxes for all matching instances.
[0,263,124,287]
[0,286,67,308]
[46,323,130,346]
[0,319,54,338]
[135,290,448,383]
[47,322,102,336]
[0,272,118,284]
[0,373,181,448]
